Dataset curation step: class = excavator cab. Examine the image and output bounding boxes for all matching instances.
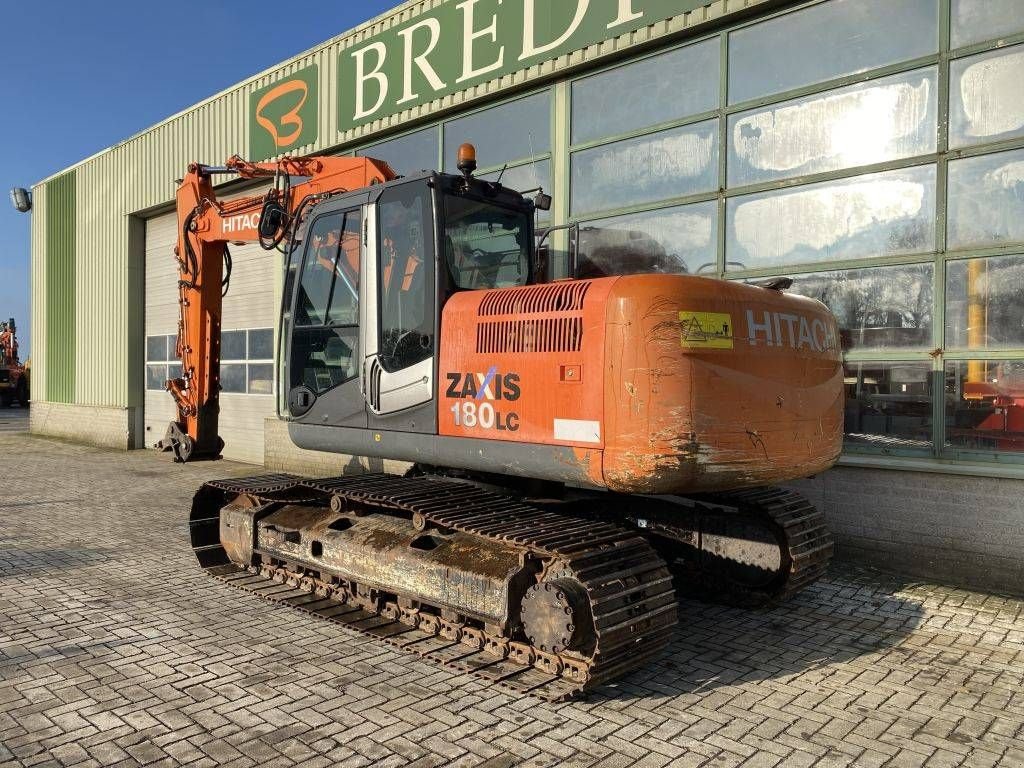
[280,171,536,435]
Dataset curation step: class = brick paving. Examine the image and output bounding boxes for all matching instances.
[1,422,1023,768]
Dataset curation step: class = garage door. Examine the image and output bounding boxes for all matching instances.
[143,197,278,465]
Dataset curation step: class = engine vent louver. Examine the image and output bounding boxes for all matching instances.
[478,281,592,317]
[476,282,591,354]
[477,317,583,354]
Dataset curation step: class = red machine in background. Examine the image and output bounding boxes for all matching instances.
[0,318,29,407]
[949,361,1024,453]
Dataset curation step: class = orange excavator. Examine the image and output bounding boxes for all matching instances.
[167,147,843,699]
[0,318,29,408]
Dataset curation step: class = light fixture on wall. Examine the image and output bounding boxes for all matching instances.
[9,188,31,213]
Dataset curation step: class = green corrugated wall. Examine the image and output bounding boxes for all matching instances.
[45,171,76,403]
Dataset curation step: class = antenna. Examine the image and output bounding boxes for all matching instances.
[495,164,509,185]
[527,132,540,189]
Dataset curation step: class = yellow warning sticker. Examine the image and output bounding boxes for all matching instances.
[679,311,734,349]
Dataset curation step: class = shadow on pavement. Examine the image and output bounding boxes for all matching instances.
[593,563,925,701]
[0,546,112,577]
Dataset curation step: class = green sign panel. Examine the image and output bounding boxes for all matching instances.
[250,64,319,160]
[338,0,706,133]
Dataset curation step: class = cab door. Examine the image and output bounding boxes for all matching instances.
[362,179,437,433]
[285,198,368,428]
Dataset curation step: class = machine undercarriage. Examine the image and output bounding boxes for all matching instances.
[190,472,832,700]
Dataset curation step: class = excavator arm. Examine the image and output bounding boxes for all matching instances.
[159,154,395,462]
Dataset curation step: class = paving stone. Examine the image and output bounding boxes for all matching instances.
[0,424,1022,767]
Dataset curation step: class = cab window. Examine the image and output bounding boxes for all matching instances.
[378,184,435,372]
[291,209,362,394]
[445,194,530,290]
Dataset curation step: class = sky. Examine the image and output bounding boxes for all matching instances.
[0,0,398,356]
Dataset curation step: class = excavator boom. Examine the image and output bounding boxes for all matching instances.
[159,154,395,461]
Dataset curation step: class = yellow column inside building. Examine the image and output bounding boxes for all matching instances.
[967,259,988,385]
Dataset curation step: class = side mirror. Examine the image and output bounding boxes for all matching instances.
[534,191,552,212]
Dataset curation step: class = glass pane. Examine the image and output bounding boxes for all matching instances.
[379,182,435,372]
[247,363,274,395]
[480,160,552,222]
[295,211,361,327]
[786,264,933,350]
[728,0,939,104]
[166,335,178,361]
[145,364,167,391]
[952,0,1024,49]
[946,255,1024,350]
[146,336,166,363]
[444,92,550,172]
[950,44,1024,148]
[571,39,719,145]
[576,201,718,278]
[571,119,718,217]
[327,212,362,326]
[444,193,531,291]
[291,326,360,394]
[480,160,550,194]
[359,126,439,175]
[221,363,247,394]
[844,361,933,451]
[727,165,936,271]
[247,329,274,360]
[221,330,246,361]
[947,148,1024,250]
[729,67,937,187]
[946,360,1024,453]
[168,363,182,382]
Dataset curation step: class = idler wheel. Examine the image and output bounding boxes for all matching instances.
[520,578,593,654]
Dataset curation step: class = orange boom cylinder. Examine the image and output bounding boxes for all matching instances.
[439,274,843,494]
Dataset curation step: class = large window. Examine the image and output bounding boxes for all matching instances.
[727,67,938,187]
[443,91,550,175]
[571,120,718,217]
[358,127,439,176]
[787,264,934,351]
[949,44,1024,148]
[571,39,719,146]
[946,360,1024,454]
[727,0,938,105]
[727,166,937,271]
[946,255,1024,351]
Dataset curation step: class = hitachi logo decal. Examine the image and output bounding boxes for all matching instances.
[746,310,838,353]
[222,213,261,234]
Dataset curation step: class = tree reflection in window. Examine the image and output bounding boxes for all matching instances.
[787,264,933,351]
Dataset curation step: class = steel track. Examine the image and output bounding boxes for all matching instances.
[189,473,677,701]
[636,486,835,606]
